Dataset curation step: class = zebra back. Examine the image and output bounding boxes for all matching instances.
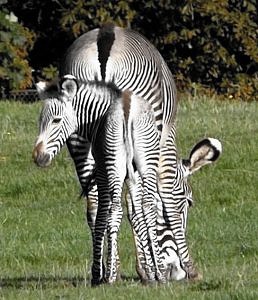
[61,24,177,146]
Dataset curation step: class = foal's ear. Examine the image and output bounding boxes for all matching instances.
[60,75,78,102]
[35,81,47,95]
[183,138,222,174]
[35,79,59,100]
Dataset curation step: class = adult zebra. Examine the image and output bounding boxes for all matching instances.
[34,24,222,283]
[59,24,188,279]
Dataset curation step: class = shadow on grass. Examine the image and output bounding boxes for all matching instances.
[190,279,229,292]
[0,276,86,289]
[0,274,140,289]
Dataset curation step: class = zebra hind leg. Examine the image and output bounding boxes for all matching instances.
[141,174,167,283]
[105,192,123,284]
[126,176,157,284]
[85,184,110,284]
[91,187,110,286]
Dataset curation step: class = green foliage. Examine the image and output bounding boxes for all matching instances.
[0,10,35,89]
[60,0,136,37]
[3,0,258,99]
[42,64,58,81]
[1,98,258,298]
[131,0,258,100]
[58,0,258,100]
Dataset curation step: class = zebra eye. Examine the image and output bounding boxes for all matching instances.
[52,117,62,125]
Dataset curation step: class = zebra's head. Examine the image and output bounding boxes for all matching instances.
[33,75,78,167]
[175,138,222,207]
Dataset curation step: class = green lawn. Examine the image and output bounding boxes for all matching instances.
[0,97,258,299]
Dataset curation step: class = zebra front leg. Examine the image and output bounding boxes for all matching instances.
[177,205,201,281]
[169,210,201,281]
[156,193,186,281]
[91,190,110,286]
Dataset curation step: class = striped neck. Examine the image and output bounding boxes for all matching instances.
[72,82,120,142]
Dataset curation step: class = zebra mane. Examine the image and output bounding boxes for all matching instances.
[77,79,120,93]
[76,79,121,101]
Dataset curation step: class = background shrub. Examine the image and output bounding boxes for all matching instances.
[2,0,257,99]
[0,9,35,89]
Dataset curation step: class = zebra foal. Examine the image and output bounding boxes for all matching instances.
[33,75,166,284]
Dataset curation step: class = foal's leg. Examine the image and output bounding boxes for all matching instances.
[102,123,127,284]
[90,187,109,285]
[105,179,124,283]
[133,114,166,283]
[126,174,156,283]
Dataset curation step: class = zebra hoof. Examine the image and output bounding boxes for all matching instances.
[141,278,157,286]
[188,271,203,282]
[157,277,167,284]
[136,265,155,284]
[184,261,203,282]
[105,276,119,285]
[91,277,106,287]
[116,270,122,281]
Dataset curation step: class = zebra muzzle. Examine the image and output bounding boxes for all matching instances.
[32,142,51,167]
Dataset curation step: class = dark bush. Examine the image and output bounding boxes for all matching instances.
[131,0,258,100]
[3,0,258,100]
[0,9,35,89]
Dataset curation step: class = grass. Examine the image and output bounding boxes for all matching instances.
[0,96,258,299]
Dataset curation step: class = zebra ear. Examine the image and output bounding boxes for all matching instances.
[35,81,47,94]
[183,138,222,174]
[60,75,78,102]
[35,80,59,100]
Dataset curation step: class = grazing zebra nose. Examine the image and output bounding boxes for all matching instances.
[32,141,43,160]
[32,141,51,167]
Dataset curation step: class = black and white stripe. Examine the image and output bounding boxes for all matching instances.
[61,24,177,142]
[89,91,166,283]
